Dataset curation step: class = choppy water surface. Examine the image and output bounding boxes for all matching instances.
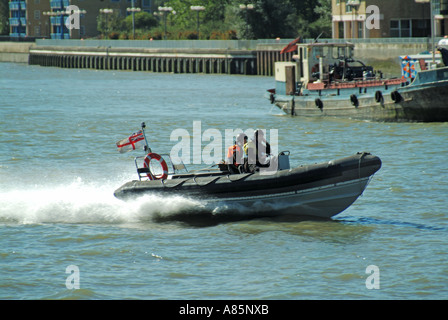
[1,62,447,300]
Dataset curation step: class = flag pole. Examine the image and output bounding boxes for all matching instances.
[141,122,151,153]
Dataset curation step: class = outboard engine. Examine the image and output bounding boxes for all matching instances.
[277,151,290,170]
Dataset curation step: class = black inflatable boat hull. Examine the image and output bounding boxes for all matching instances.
[114,152,381,218]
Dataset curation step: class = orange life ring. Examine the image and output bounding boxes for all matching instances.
[143,153,168,180]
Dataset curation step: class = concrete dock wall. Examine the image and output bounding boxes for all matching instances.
[0,42,33,63]
[1,38,439,76]
[28,45,257,75]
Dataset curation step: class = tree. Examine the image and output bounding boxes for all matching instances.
[123,11,159,32]
[249,0,300,39]
[163,0,231,34]
[0,0,9,35]
[309,0,332,39]
[131,0,333,40]
[276,0,331,39]
[97,10,123,38]
[226,0,331,40]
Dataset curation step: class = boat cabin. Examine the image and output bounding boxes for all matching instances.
[399,53,443,80]
[274,42,374,95]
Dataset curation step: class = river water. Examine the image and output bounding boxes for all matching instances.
[1,62,447,300]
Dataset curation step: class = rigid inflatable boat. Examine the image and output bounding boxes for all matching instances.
[114,151,381,219]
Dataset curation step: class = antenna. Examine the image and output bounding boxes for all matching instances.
[140,122,151,153]
[313,32,324,43]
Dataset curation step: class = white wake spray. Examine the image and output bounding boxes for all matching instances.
[0,178,208,225]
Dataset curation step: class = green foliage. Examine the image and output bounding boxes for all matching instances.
[0,0,331,39]
[0,0,9,35]
[123,12,159,32]
[97,10,123,37]
[92,0,331,40]
[164,0,231,30]
[224,0,332,40]
[310,0,332,39]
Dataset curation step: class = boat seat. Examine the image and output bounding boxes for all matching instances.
[173,163,187,171]
[170,171,226,179]
[136,167,151,180]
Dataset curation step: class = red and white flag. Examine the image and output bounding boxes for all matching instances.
[116,130,146,153]
[280,36,301,54]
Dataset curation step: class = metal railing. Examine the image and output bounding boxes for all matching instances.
[35,37,444,50]
[258,37,443,45]
[35,39,261,50]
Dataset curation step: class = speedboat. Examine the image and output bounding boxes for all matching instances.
[114,151,381,219]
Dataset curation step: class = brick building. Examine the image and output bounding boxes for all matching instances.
[9,0,154,39]
[332,0,448,39]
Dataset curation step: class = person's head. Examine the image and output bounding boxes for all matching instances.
[254,129,264,140]
[236,133,247,146]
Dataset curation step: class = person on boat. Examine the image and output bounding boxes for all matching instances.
[226,133,247,174]
[439,47,448,66]
[245,129,271,172]
[438,35,448,47]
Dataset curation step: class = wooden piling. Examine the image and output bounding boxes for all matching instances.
[28,45,287,76]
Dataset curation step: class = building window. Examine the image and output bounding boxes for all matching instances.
[390,20,399,37]
[346,2,352,13]
[345,0,360,12]
[390,19,412,37]
[34,10,41,20]
[401,20,411,37]
[358,21,363,38]
[412,19,430,37]
[338,21,344,39]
